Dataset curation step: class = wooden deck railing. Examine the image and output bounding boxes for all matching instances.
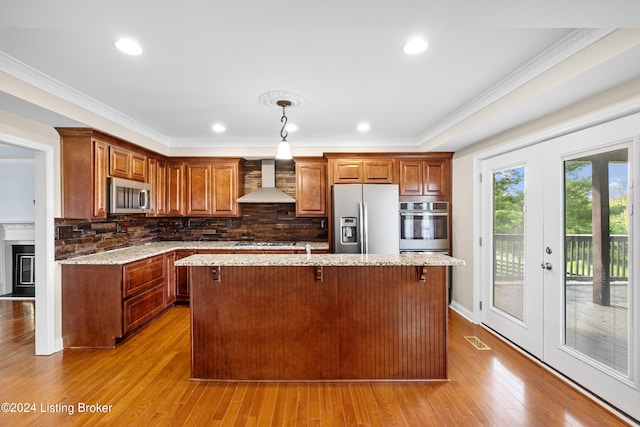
[494,234,628,281]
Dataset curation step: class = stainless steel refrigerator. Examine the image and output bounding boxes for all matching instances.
[333,184,399,254]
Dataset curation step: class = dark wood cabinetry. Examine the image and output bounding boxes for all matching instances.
[329,157,395,184]
[61,253,173,348]
[399,154,452,199]
[147,158,168,216]
[186,163,212,216]
[58,127,241,219]
[181,159,242,217]
[93,140,109,218]
[109,145,148,182]
[166,162,185,216]
[57,129,110,219]
[212,162,241,216]
[174,250,194,304]
[190,264,448,380]
[58,128,157,219]
[294,157,327,217]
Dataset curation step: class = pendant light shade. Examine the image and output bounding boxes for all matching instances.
[276,140,292,160]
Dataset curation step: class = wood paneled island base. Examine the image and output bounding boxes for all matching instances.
[189,264,449,381]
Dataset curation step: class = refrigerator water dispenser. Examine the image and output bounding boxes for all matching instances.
[340,217,358,244]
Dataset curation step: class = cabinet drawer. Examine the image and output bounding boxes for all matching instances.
[123,285,165,334]
[123,255,166,298]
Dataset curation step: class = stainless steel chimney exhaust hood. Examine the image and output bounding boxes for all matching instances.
[236,159,295,203]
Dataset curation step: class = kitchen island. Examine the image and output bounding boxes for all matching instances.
[176,253,464,381]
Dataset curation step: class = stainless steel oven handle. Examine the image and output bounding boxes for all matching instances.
[400,211,448,216]
[139,189,149,209]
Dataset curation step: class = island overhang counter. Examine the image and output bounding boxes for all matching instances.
[176,253,464,381]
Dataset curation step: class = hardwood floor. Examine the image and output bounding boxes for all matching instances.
[0,300,631,426]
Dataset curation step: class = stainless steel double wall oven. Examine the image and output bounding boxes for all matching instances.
[399,199,449,253]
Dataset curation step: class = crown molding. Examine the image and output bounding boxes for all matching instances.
[416,28,617,145]
[0,51,171,146]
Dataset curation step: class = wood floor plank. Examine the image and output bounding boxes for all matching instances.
[0,301,632,426]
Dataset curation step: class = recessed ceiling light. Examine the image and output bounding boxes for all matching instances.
[357,123,371,132]
[115,38,143,55]
[403,37,428,55]
[211,124,226,133]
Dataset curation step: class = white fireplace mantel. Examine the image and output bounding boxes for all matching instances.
[2,222,36,242]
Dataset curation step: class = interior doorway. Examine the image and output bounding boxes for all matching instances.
[0,132,58,356]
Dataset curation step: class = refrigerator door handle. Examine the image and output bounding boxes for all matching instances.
[358,202,365,253]
[363,202,369,254]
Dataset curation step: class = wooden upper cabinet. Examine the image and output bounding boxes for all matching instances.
[399,154,452,199]
[162,158,241,217]
[93,140,108,218]
[363,160,394,183]
[333,160,363,183]
[330,157,395,184]
[295,157,327,217]
[166,162,185,216]
[131,153,147,182]
[147,158,168,217]
[155,161,168,216]
[58,128,109,219]
[212,162,241,217]
[109,146,130,178]
[423,158,450,197]
[186,163,212,216]
[399,160,423,196]
[109,146,148,182]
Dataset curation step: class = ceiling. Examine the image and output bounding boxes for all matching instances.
[1,1,640,156]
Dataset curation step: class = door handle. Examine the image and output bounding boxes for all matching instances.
[540,262,552,270]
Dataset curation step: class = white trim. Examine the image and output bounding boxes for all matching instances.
[448,301,476,324]
[0,131,61,355]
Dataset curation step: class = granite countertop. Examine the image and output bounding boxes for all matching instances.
[58,241,330,265]
[174,252,465,267]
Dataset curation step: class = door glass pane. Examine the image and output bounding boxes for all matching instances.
[564,148,629,375]
[493,167,525,321]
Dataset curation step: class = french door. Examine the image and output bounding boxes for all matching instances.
[481,118,639,419]
[481,145,544,358]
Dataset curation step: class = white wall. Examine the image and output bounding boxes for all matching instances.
[0,160,35,221]
[450,76,640,321]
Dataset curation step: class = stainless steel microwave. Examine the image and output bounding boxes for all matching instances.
[108,177,151,214]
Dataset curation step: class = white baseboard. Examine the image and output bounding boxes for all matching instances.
[448,301,476,323]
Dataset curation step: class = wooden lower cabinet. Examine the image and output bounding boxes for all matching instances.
[174,250,195,304]
[62,253,172,348]
[190,265,447,380]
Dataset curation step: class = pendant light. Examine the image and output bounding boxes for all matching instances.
[275,100,293,160]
